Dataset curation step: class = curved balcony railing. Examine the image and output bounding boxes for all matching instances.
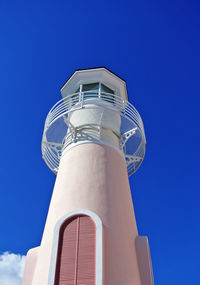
[41,91,146,176]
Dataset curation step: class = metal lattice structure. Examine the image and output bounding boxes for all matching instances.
[41,91,146,176]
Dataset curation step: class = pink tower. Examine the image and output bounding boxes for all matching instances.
[22,68,154,285]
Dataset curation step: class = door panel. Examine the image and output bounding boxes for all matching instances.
[55,215,96,285]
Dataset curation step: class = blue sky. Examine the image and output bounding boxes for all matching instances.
[0,0,200,284]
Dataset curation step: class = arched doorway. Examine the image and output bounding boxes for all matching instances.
[54,215,96,285]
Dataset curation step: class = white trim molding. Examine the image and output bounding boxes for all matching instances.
[48,209,103,285]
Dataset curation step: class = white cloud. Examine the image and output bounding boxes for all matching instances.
[0,252,25,285]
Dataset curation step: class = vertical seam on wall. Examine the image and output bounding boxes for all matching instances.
[74,217,80,285]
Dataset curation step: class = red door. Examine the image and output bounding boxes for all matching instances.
[55,215,96,285]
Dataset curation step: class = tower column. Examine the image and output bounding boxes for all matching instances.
[32,143,141,285]
[22,68,153,285]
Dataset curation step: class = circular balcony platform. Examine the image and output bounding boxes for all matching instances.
[41,92,146,176]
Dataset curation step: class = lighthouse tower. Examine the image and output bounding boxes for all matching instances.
[22,68,154,285]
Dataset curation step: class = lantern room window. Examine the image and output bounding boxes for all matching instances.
[101,83,115,104]
[71,83,115,106]
[83,82,99,92]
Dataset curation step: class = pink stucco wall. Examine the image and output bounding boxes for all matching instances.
[21,247,39,285]
[30,143,142,285]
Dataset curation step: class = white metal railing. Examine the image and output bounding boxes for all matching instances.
[45,92,145,134]
[42,91,146,175]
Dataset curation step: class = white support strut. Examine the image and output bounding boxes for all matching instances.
[120,127,137,149]
[125,154,142,167]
